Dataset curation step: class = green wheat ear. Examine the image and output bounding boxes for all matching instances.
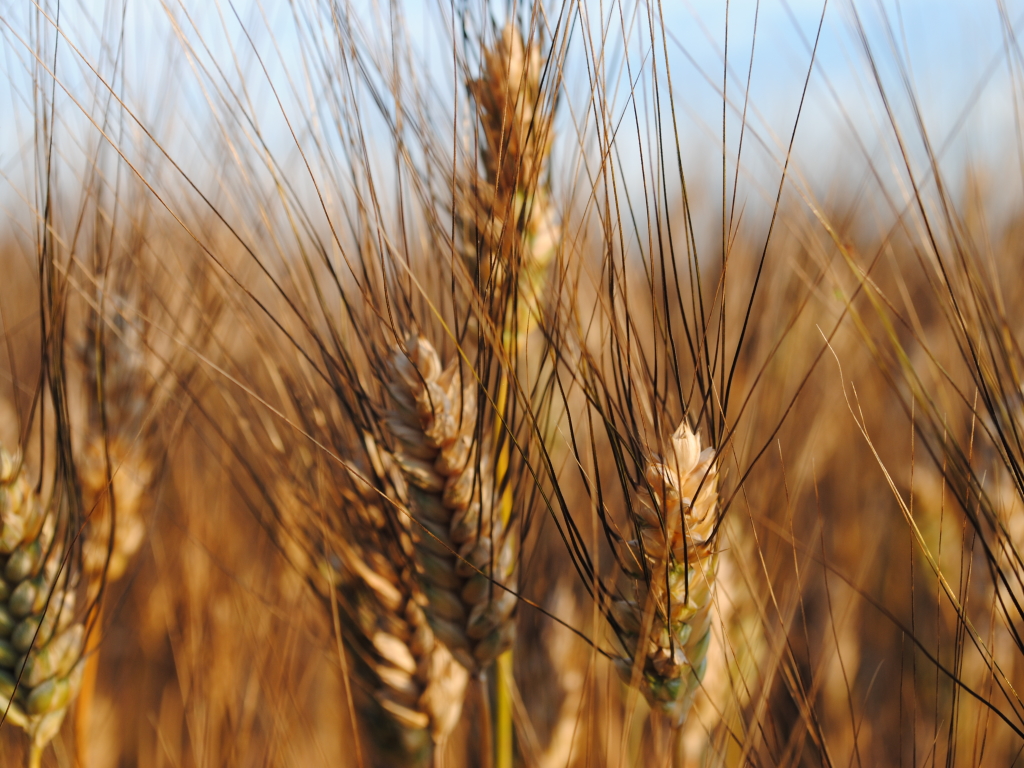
[0,444,85,765]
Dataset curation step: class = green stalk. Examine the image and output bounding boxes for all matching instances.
[495,649,514,768]
[493,372,514,768]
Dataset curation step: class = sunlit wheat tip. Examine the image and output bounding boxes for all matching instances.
[465,24,558,348]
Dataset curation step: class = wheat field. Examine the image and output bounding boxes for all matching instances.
[1,1,1024,766]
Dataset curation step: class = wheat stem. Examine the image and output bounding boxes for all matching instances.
[73,602,103,766]
[492,368,516,768]
[671,720,686,768]
[495,649,514,768]
[479,672,494,768]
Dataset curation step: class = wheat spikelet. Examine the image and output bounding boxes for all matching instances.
[386,336,517,672]
[0,444,85,757]
[611,421,719,729]
[464,24,558,347]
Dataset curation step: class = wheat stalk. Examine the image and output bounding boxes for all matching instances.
[0,444,85,767]
[461,27,559,764]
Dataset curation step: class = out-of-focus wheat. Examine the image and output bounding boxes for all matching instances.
[78,438,151,586]
[76,254,197,595]
[77,301,156,592]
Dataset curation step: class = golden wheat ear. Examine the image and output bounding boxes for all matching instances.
[264,413,473,764]
[285,437,470,767]
[72,251,211,763]
[462,24,558,350]
[76,271,171,596]
[385,337,518,672]
[610,421,719,730]
[0,443,85,765]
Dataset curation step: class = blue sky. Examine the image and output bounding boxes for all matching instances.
[2,0,1023,236]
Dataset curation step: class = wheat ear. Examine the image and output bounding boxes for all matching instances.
[289,436,469,766]
[464,24,557,349]
[386,337,517,673]
[612,421,719,731]
[74,297,161,767]
[680,517,767,763]
[77,297,159,593]
[0,445,85,762]
[463,27,558,766]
